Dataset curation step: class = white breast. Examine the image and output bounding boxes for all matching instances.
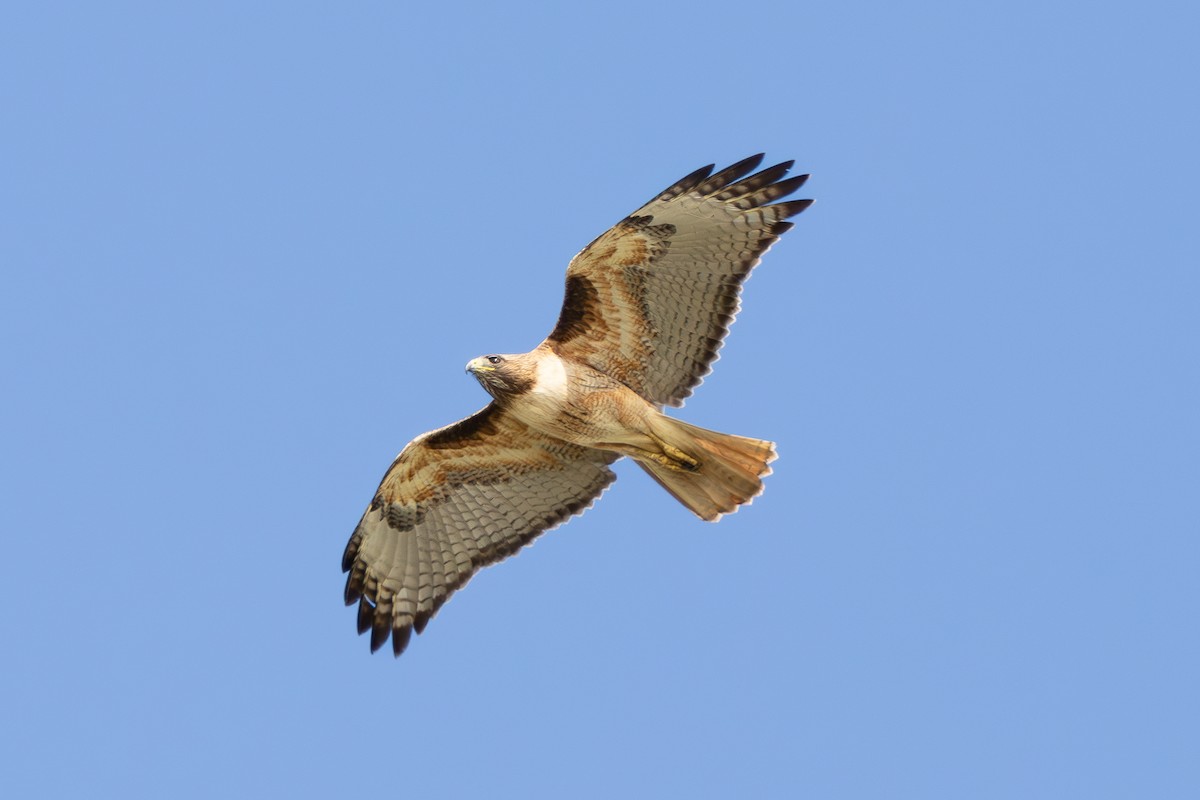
[533,352,570,400]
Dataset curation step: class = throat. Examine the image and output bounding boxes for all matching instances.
[533,352,570,399]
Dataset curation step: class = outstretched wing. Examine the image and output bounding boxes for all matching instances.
[342,403,617,656]
[545,154,812,407]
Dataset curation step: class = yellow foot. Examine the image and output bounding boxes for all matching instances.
[649,435,701,472]
[601,438,702,473]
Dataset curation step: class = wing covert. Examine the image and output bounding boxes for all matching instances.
[545,154,812,407]
[342,404,617,656]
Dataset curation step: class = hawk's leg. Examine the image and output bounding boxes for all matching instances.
[601,436,700,473]
[649,434,701,472]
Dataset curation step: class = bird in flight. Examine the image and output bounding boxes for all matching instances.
[343,154,813,656]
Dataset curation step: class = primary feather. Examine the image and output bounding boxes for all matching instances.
[343,156,812,655]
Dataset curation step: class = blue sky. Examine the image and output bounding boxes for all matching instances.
[2,2,1198,797]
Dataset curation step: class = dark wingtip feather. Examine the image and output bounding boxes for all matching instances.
[695,154,766,196]
[657,163,715,203]
[767,173,809,198]
[356,597,373,634]
[728,169,810,208]
[342,525,364,573]
[751,159,794,182]
[369,618,390,653]
[344,574,361,606]
[776,198,815,218]
[391,625,412,658]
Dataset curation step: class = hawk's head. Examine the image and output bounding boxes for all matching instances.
[466,354,534,402]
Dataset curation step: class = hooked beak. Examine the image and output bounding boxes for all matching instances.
[465,357,495,374]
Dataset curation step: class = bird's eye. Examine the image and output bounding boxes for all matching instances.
[486,355,502,365]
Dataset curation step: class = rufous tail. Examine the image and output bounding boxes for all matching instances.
[637,416,777,521]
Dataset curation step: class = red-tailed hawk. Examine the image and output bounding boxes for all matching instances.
[343,155,813,655]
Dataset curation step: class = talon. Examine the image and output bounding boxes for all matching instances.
[645,452,683,472]
[650,435,701,471]
[606,439,702,473]
[665,445,700,471]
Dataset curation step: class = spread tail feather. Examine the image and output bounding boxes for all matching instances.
[637,416,777,521]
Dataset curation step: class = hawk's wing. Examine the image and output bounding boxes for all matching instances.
[545,154,812,407]
[342,403,617,656]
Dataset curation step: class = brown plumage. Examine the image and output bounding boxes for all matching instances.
[343,154,813,656]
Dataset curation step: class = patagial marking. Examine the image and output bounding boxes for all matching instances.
[343,154,813,658]
[549,275,598,344]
